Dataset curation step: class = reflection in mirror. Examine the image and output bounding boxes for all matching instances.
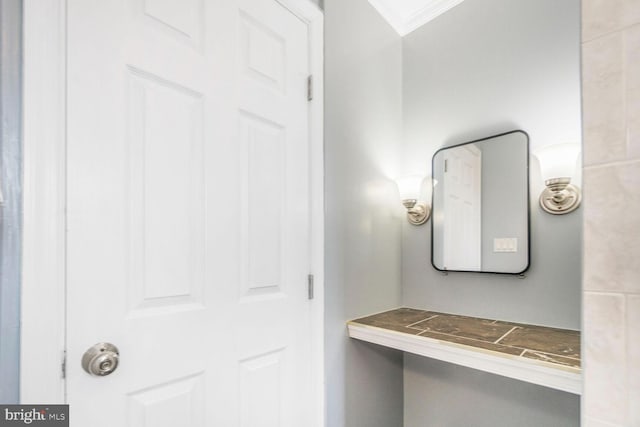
[431,130,529,274]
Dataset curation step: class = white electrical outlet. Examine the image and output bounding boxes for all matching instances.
[494,237,518,253]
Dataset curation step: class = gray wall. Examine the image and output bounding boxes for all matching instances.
[402,0,582,330]
[0,0,22,404]
[324,0,404,425]
[404,355,580,427]
[401,0,582,425]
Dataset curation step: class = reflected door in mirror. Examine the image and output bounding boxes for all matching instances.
[443,144,482,271]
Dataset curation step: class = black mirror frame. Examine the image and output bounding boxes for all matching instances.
[430,130,531,275]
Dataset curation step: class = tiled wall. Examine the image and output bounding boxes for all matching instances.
[582,1,640,425]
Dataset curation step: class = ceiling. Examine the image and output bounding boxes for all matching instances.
[366,0,466,36]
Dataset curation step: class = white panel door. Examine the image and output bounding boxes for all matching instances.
[65,0,315,426]
[442,145,482,271]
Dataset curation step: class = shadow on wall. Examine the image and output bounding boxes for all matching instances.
[404,355,580,427]
[0,0,23,404]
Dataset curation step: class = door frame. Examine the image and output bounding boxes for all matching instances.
[21,1,324,424]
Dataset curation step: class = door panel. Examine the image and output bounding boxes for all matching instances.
[66,0,313,425]
[443,145,482,271]
[127,373,205,427]
[126,69,206,313]
[239,349,284,427]
[240,113,286,296]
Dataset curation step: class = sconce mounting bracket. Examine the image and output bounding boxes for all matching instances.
[539,179,581,215]
[406,202,430,225]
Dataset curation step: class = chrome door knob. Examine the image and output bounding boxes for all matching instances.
[82,343,119,376]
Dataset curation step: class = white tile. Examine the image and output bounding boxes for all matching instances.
[623,1,640,30]
[582,33,626,166]
[626,25,640,160]
[584,416,622,427]
[584,292,627,425]
[627,295,640,426]
[583,163,640,293]
[582,0,640,42]
[582,0,622,42]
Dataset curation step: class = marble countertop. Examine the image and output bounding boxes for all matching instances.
[347,307,581,394]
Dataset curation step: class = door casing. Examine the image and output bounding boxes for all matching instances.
[20,2,324,425]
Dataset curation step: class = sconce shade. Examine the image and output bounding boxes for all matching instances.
[534,143,581,215]
[396,175,424,201]
[534,143,580,183]
[395,175,430,225]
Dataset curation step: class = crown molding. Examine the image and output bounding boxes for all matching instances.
[368,0,466,36]
[366,0,407,35]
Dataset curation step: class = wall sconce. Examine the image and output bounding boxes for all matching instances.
[534,143,581,215]
[396,175,430,225]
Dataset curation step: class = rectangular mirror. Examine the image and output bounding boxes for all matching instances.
[431,130,529,274]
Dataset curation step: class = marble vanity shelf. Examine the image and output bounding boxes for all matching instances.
[347,308,581,395]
